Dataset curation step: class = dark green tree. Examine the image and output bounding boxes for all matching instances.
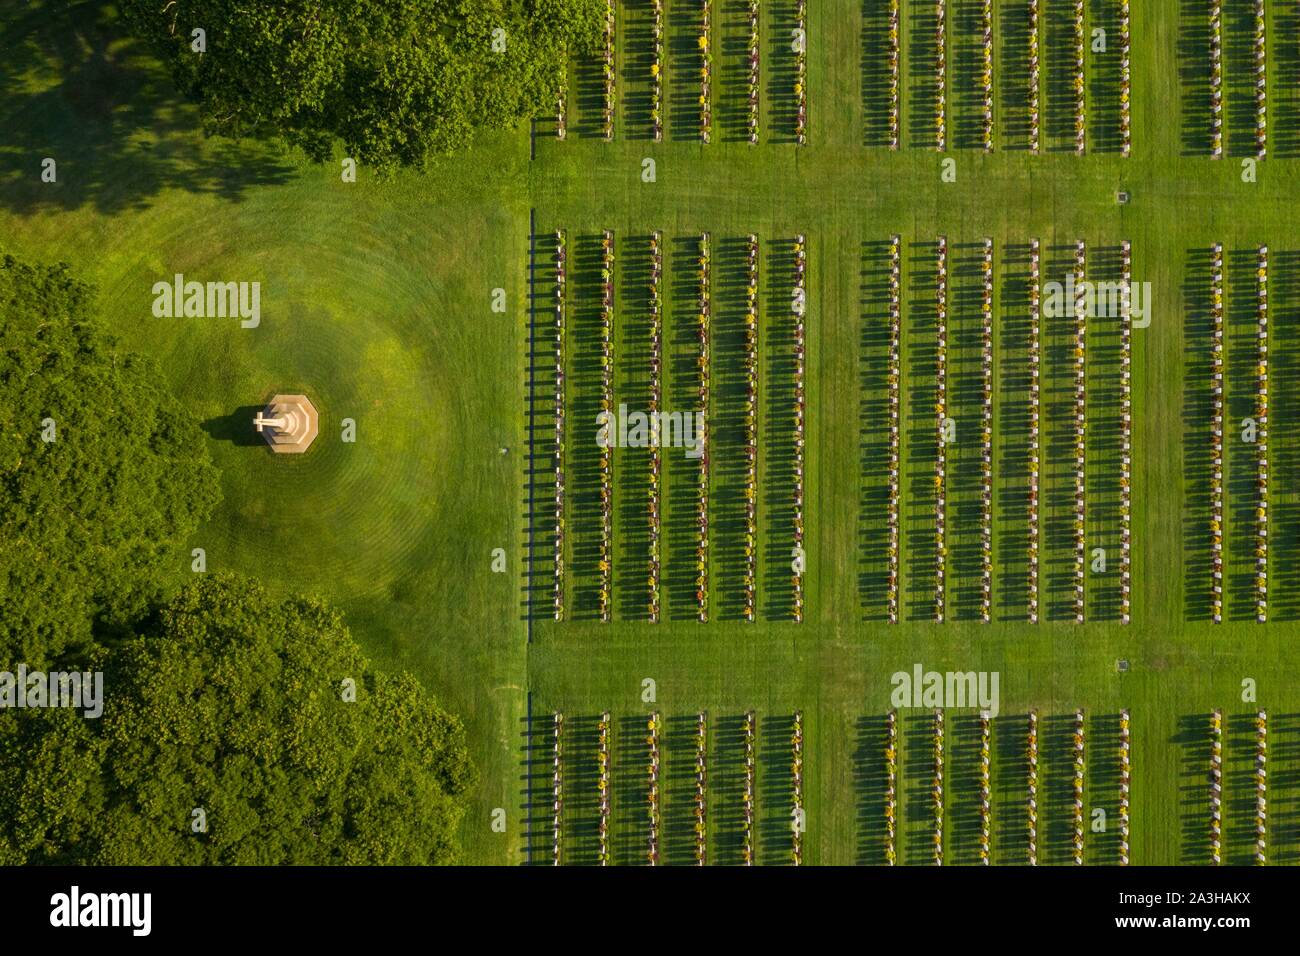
[0,574,476,864]
[0,702,107,866]
[120,0,605,169]
[0,254,221,665]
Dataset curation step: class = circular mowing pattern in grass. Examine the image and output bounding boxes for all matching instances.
[87,192,479,606]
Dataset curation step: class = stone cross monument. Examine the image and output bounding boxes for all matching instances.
[255,394,319,454]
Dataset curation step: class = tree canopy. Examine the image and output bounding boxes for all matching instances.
[120,0,606,169]
[0,254,221,666]
[0,574,476,865]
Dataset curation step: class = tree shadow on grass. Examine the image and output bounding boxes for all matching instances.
[0,0,293,218]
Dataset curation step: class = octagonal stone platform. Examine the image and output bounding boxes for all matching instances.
[254,394,319,454]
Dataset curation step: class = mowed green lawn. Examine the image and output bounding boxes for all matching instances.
[4,0,1300,866]
[526,0,1300,865]
[1,1,531,864]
